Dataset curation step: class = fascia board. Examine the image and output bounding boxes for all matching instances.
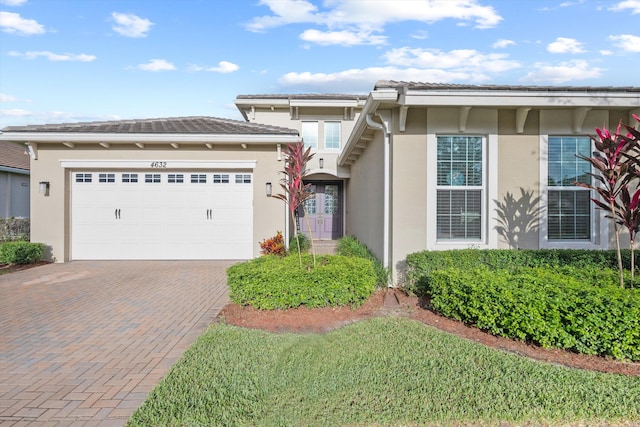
[289,99,360,108]
[401,90,640,108]
[0,133,301,144]
[0,165,29,175]
[233,99,290,107]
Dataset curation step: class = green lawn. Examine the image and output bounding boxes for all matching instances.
[128,317,640,426]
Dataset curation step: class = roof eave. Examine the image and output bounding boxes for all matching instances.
[0,132,301,144]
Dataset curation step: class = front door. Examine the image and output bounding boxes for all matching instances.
[299,182,342,240]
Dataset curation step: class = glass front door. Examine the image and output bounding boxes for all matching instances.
[298,182,342,240]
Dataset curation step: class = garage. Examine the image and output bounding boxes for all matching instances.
[71,170,253,260]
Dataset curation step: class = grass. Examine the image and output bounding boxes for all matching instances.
[128,317,640,426]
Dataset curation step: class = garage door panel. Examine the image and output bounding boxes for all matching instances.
[72,171,253,260]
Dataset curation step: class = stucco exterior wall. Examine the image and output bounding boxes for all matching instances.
[390,108,428,281]
[30,144,287,262]
[345,132,385,261]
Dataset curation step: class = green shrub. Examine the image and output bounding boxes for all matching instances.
[0,241,44,265]
[337,236,389,287]
[227,254,376,310]
[423,266,640,361]
[405,249,635,295]
[288,232,310,254]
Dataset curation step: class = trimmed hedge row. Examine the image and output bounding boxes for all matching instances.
[405,249,640,361]
[0,241,44,265]
[337,236,389,287]
[227,254,376,310]
[424,266,640,361]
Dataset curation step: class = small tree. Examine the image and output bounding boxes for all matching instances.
[576,115,640,288]
[272,142,316,266]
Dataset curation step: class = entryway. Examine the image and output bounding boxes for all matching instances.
[298,181,343,240]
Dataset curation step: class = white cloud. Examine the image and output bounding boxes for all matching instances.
[247,0,502,45]
[137,59,175,71]
[189,61,239,73]
[384,47,521,73]
[493,38,515,48]
[278,66,485,92]
[0,108,31,118]
[0,0,28,5]
[609,34,640,52]
[521,60,603,84]
[8,50,96,61]
[0,11,44,35]
[300,29,386,46]
[111,12,153,38]
[547,37,585,53]
[609,0,640,14]
[411,30,429,40]
[0,93,17,102]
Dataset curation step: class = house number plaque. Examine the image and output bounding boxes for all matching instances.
[150,161,167,168]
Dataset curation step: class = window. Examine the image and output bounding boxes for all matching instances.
[145,174,161,183]
[190,174,206,184]
[168,174,184,183]
[75,173,92,183]
[436,136,483,241]
[301,121,318,149]
[213,174,229,184]
[122,173,138,183]
[547,136,592,240]
[235,174,251,184]
[324,122,341,149]
[98,173,115,183]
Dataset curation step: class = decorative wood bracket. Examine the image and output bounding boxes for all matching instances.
[459,106,471,132]
[516,107,531,134]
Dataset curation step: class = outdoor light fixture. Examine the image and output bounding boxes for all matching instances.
[266,182,272,197]
[319,158,324,169]
[39,181,50,195]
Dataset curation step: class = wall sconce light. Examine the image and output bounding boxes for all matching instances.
[319,158,324,169]
[266,182,272,197]
[39,181,50,195]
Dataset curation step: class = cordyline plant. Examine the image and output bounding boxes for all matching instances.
[272,141,316,266]
[576,114,640,288]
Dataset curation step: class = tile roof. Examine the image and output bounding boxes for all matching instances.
[374,81,640,93]
[0,140,29,171]
[236,94,367,101]
[0,116,298,135]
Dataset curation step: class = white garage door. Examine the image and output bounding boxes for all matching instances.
[71,171,253,260]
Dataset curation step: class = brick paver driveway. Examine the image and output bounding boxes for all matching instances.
[1,260,232,426]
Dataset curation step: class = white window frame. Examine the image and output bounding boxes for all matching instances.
[426,133,497,250]
[539,135,607,249]
[301,121,318,149]
[324,121,341,150]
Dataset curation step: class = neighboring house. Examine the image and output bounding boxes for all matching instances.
[1,82,639,283]
[0,140,30,218]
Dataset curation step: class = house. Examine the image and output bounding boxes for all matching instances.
[0,140,30,218]
[1,82,639,282]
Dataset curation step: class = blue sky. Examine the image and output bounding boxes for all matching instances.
[1,0,639,128]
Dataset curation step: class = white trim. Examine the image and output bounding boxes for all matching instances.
[0,165,29,175]
[427,134,497,250]
[538,135,608,249]
[1,133,300,144]
[60,159,257,169]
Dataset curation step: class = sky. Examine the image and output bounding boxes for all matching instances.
[0,0,639,128]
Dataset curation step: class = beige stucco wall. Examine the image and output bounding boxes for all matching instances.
[30,143,287,262]
[345,132,385,261]
[390,108,428,280]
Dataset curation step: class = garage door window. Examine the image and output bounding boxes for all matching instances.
[76,173,92,183]
[122,173,138,183]
[99,173,116,183]
[213,174,229,183]
[168,174,184,183]
[145,174,161,183]
[191,174,206,183]
[235,174,251,184]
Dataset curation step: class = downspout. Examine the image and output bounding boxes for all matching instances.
[365,112,392,286]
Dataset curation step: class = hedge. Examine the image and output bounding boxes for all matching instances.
[0,241,44,265]
[227,254,376,309]
[337,236,389,287]
[423,266,640,361]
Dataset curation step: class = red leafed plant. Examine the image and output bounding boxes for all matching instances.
[259,231,286,256]
[272,142,316,266]
[576,114,640,288]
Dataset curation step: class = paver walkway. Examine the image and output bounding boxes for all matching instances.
[0,260,232,426]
